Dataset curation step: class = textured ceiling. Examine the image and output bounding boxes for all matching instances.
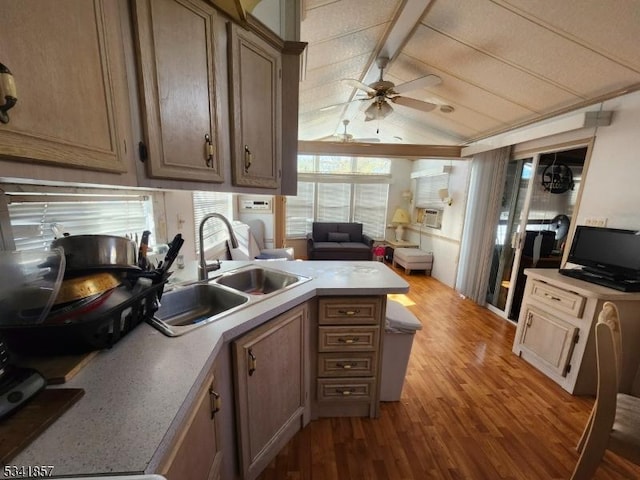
[298,0,640,146]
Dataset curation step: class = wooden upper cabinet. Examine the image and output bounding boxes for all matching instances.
[132,0,224,183]
[0,0,131,173]
[228,23,282,189]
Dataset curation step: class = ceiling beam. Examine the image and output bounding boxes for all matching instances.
[298,140,462,159]
[341,0,435,124]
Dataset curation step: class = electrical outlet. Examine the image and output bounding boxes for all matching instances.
[585,217,608,227]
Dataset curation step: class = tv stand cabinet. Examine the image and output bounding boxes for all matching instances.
[512,269,640,395]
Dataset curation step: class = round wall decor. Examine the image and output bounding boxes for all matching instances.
[541,163,574,193]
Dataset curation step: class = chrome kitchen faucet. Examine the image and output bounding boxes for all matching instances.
[198,213,239,281]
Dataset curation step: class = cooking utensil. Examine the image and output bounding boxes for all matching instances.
[159,234,184,276]
[53,272,121,306]
[137,230,151,270]
[51,235,138,275]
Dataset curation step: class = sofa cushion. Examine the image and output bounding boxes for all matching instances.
[337,223,363,243]
[312,223,338,242]
[328,232,350,242]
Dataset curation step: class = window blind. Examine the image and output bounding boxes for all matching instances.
[317,183,351,222]
[286,182,314,238]
[192,191,233,254]
[415,173,449,207]
[353,184,388,238]
[8,196,153,252]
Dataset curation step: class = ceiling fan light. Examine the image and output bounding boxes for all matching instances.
[364,101,392,121]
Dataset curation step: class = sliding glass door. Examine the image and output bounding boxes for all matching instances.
[486,157,534,313]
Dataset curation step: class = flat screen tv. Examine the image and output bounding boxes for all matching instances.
[567,226,640,280]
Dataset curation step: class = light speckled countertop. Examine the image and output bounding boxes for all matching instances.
[6,261,408,478]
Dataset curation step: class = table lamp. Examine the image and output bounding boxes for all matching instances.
[391,208,410,241]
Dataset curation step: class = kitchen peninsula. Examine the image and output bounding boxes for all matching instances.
[7,261,409,479]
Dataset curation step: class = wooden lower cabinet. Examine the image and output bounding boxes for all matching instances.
[514,270,640,395]
[159,366,223,480]
[233,303,308,480]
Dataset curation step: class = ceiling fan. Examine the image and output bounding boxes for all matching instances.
[334,119,380,143]
[342,57,448,121]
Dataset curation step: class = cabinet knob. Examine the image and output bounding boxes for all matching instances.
[338,309,360,316]
[244,145,252,173]
[338,388,354,396]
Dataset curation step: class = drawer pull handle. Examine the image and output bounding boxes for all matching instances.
[338,309,360,316]
[338,388,355,396]
[338,337,360,344]
[543,293,562,302]
[337,362,357,369]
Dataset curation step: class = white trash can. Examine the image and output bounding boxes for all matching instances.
[380,300,423,401]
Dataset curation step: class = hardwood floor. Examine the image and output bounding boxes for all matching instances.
[258,271,640,480]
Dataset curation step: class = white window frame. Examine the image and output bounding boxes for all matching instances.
[286,156,391,239]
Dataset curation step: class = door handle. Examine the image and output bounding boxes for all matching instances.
[0,63,17,124]
[248,348,256,376]
[204,134,215,167]
[244,145,252,173]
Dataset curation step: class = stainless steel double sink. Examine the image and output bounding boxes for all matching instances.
[148,265,310,337]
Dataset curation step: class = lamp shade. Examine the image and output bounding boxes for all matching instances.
[391,208,410,224]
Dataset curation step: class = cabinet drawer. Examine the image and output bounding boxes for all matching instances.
[317,378,374,402]
[318,297,381,325]
[318,326,379,352]
[317,352,377,377]
[530,280,585,318]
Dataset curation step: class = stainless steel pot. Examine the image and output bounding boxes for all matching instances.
[51,234,138,273]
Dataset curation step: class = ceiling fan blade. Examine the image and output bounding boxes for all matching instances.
[342,78,376,94]
[392,74,442,94]
[353,137,381,143]
[390,96,437,113]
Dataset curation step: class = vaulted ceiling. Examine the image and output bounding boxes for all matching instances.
[298,0,640,146]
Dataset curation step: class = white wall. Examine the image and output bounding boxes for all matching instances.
[577,91,640,229]
[404,158,470,287]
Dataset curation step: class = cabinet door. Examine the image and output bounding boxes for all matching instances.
[228,23,281,189]
[161,369,223,480]
[0,0,131,172]
[233,304,306,479]
[518,307,579,376]
[132,0,224,182]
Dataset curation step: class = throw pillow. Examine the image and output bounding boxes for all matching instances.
[328,232,350,242]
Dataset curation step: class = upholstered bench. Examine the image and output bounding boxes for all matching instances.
[392,248,433,275]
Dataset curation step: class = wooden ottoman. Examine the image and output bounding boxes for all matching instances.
[392,248,433,275]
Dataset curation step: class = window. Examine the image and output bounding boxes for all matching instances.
[286,182,314,238]
[192,191,233,254]
[415,173,449,207]
[6,192,154,252]
[286,156,391,239]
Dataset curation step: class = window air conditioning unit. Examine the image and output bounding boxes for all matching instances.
[422,208,443,229]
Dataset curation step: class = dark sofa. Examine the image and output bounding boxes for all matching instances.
[306,222,374,260]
